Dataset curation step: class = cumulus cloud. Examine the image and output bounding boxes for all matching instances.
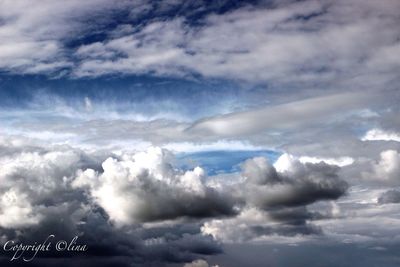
[72,147,236,225]
[0,137,348,245]
[0,140,227,265]
[3,134,397,266]
[71,148,348,227]
[240,154,348,209]
[0,143,103,228]
[0,188,41,228]
[201,153,347,242]
[201,207,321,243]
[370,150,400,184]
[183,259,219,267]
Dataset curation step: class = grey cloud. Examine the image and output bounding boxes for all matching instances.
[70,147,346,227]
[250,206,324,238]
[0,210,222,266]
[240,155,348,209]
[0,140,224,266]
[2,135,398,266]
[187,92,374,137]
[355,150,400,185]
[201,207,322,243]
[201,154,347,243]
[0,143,106,228]
[249,222,322,237]
[378,190,400,204]
[0,137,348,245]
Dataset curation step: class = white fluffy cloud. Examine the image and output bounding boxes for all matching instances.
[0,139,105,228]
[73,147,235,225]
[362,128,400,142]
[344,149,400,186]
[0,188,42,228]
[183,259,219,267]
[1,0,399,88]
[72,0,400,90]
[0,0,144,74]
[372,150,400,183]
[71,148,349,227]
[298,156,354,167]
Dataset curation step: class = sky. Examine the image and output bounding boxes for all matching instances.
[0,0,400,266]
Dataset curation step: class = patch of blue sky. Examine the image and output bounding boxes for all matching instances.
[175,150,281,175]
[0,74,268,122]
[64,0,258,49]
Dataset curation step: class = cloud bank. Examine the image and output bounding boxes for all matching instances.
[0,137,352,265]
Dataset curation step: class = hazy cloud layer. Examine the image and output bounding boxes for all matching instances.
[378,190,400,204]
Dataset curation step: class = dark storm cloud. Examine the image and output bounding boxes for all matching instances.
[0,213,221,267]
[239,155,348,209]
[245,207,324,239]
[200,155,348,242]
[0,139,225,266]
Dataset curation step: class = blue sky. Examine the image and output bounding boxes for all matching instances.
[0,1,400,266]
[176,150,280,175]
